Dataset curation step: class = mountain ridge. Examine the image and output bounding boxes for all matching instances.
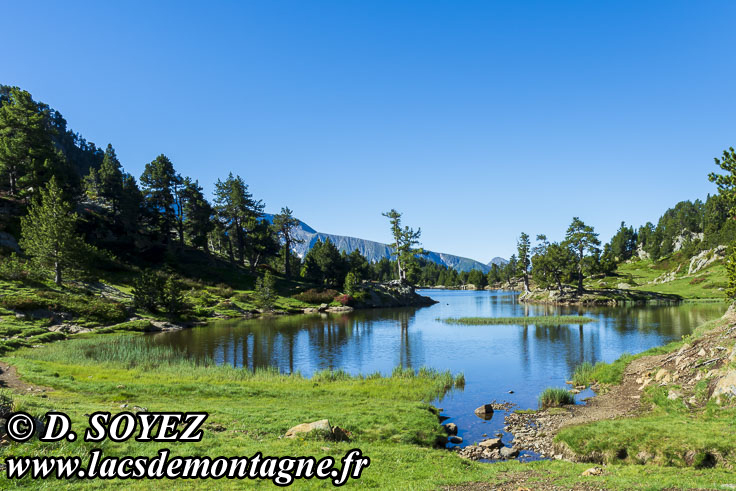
[263,213,496,273]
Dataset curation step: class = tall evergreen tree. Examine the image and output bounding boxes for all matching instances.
[516,232,531,292]
[708,146,736,217]
[181,178,213,252]
[140,154,179,246]
[19,177,83,285]
[98,144,124,212]
[213,173,264,265]
[273,206,303,278]
[564,217,600,292]
[382,209,424,284]
[0,87,56,196]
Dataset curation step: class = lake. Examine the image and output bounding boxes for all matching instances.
[146,289,726,460]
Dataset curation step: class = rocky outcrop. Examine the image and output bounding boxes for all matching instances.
[673,231,704,252]
[711,370,736,403]
[688,246,727,275]
[519,285,681,306]
[351,282,438,309]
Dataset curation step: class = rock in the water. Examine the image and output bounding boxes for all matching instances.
[449,436,462,444]
[285,419,332,439]
[711,370,736,403]
[479,438,503,449]
[443,423,457,435]
[499,446,520,459]
[474,404,494,420]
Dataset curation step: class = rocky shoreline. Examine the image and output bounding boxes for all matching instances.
[519,285,682,306]
[492,307,736,465]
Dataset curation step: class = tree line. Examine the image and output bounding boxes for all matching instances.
[0,86,431,290]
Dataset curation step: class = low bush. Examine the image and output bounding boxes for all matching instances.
[0,254,31,281]
[211,283,234,298]
[292,289,339,304]
[335,294,353,306]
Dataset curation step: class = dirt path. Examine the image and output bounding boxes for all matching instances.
[0,362,50,394]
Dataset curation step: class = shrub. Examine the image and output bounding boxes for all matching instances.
[133,270,164,312]
[232,292,252,304]
[0,253,31,281]
[689,277,707,285]
[334,294,353,306]
[292,289,339,304]
[253,271,276,311]
[211,283,234,298]
[539,387,575,409]
[343,272,359,295]
[161,276,186,318]
[133,270,187,317]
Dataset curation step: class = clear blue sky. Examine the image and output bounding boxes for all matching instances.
[4,1,736,261]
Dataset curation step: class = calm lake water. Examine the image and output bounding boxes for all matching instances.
[146,289,726,459]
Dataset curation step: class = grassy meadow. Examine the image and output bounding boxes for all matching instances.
[0,332,735,489]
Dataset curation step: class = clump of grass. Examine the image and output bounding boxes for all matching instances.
[440,316,595,326]
[571,361,594,386]
[539,387,575,409]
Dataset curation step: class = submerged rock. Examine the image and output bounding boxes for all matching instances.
[474,404,494,419]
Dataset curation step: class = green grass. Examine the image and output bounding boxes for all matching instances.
[539,387,575,408]
[588,254,728,300]
[556,386,736,468]
[0,332,734,488]
[571,361,594,386]
[570,316,725,388]
[440,315,596,326]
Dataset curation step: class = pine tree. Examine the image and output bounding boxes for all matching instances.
[140,154,179,246]
[564,217,601,292]
[98,144,124,211]
[382,209,425,284]
[273,206,303,277]
[181,178,213,252]
[19,177,83,285]
[0,88,56,196]
[213,173,264,265]
[516,232,531,292]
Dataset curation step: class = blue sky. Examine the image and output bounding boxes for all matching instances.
[3,1,736,261]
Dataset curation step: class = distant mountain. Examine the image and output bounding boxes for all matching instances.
[263,213,491,273]
[487,257,508,267]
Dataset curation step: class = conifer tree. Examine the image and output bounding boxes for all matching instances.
[273,206,303,278]
[564,217,600,292]
[19,177,83,285]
